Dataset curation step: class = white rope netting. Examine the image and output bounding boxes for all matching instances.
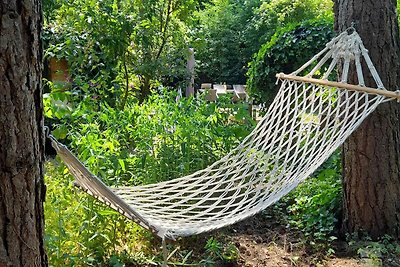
[50,29,396,241]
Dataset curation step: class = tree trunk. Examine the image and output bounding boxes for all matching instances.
[139,76,151,104]
[186,48,195,97]
[0,0,47,266]
[334,0,400,238]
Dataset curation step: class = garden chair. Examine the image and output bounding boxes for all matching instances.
[213,84,227,96]
[232,84,248,102]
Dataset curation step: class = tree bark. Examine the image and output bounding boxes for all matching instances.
[139,76,151,104]
[0,0,47,266]
[186,48,195,97]
[334,0,400,238]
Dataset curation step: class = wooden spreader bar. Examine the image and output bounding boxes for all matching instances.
[276,73,400,101]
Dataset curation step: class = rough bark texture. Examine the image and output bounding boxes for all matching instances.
[334,0,400,238]
[0,0,47,266]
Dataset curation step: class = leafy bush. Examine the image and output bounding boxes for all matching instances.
[285,151,342,250]
[247,19,334,103]
[193,0,333,86]
[43,0,196,104]
[42,0,137,106]
[257,0,333,32]
[44,86,255,265]
[46,88,254,185]
[45,162,152,266]
[193,0,262,85]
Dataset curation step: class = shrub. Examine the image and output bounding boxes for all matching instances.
[44,87,255,265]
[285,151,342,250]
[46,88,254,184]
[192,0,333,86]
[247,19,334,104]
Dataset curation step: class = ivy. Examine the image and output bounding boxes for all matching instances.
[247,18,334,104]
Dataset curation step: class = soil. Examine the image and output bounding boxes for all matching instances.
[150,209,400,266]
[226,212,362,267]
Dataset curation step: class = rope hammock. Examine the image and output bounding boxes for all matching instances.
[49,29,400,245]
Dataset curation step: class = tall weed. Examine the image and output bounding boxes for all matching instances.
[44,87,254,265]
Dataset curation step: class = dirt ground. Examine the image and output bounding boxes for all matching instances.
[160,210,400,266]
[224,213,364,267]
[220,212,400,267]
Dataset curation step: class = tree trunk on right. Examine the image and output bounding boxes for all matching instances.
[334,0,400,238]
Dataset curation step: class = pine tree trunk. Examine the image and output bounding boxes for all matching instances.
[0,0,47,265]
[334,0,400,238]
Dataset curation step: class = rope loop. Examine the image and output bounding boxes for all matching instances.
[346,26,356,34]
[44,126,50,138]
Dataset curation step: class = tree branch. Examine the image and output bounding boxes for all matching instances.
[156,0,173,60]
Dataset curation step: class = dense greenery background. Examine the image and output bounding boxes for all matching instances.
[42,0,399,266]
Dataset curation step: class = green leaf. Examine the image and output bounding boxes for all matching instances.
[118,159,126,171]
[97,209,119,216]
[53,125,68,139]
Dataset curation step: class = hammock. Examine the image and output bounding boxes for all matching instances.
[48,29,400,243]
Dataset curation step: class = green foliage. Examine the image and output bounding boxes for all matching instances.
[247,19,334,103]
[43,0,197,105]
[44,84,254,265]
[43,0,136,106]
[44,81,344,263]
[46,87,254,185]
[193,0,333,86]
[200,237,239,265]
[44,162,153,266]
[346,235,400,266]
[193,0,262,84]
[257,0,333,33]
[284,151,342,251]
[43,0,334,103]
[42,1,345,264]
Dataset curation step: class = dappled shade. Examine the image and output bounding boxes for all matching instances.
[49,30,394,241]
